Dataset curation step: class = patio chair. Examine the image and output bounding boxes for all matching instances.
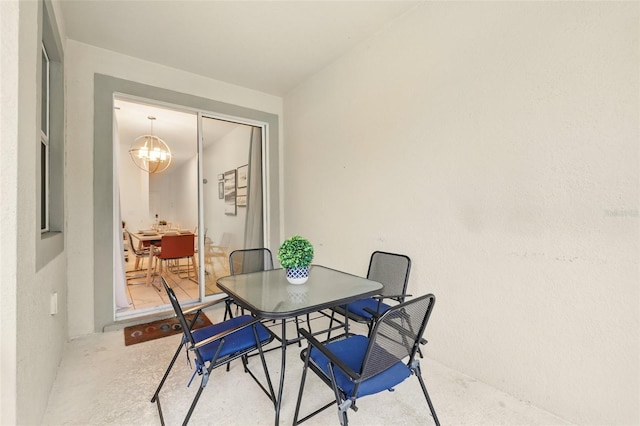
[227,248,308,346]
[157,234,198,285]
[224,248,275,319]
[124,230,160,281]
[151,277,275,425]
[328,251,411,337]
[229,247,274,276]
[203,232,231,277]
[293,293,439,426]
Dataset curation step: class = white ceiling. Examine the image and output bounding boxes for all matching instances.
[61,1,419,168]
[58,0,420,96]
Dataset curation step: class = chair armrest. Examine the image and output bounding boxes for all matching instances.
[191,317,263,350]
[182,297,230,315]
[365,295,413,317]
[362,306,381,319]
[372,294,412,300]
[298,328,360,381]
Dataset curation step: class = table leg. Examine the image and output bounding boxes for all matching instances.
[275,319,287,425]
[135,240,144,270]
[146,244,155,287]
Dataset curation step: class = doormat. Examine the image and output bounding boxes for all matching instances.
[124,313,213,346]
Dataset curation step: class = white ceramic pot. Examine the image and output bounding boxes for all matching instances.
[285,266,309,285]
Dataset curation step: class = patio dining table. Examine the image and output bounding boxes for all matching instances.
[217,265,383,425]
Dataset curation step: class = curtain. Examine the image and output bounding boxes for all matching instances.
[243,126,264,249]
[113,117,132,309]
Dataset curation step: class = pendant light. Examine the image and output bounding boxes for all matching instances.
[129,116,172,174]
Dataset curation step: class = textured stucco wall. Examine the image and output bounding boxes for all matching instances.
[1,1,68,424]
[283,2,639,424]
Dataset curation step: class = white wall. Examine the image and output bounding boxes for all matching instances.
[118,143,150,231]
[1,1,68,424]
[65,40,282,337]
[283,2,639,424]
[168,156,199,231]
[0,3,21,423]
[119,140,199,232]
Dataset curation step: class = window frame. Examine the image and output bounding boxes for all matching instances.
[40,42,50,233]
[36,0,65,270]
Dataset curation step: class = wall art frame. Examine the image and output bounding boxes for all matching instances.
[224,169,237,215]
[237,164,248,188]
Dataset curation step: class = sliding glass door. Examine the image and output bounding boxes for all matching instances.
[114,96,267,318]
[198,114,265,298]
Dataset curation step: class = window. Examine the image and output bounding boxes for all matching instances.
[37,0,65,269]
[41,43,50,232]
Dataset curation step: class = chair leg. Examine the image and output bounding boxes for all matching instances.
[328,365,351,426]
[183,381,206,426]
[412,360,440,426]
[241,354,249,372]
[329,306,351,337]
[338,407,349,426]
[293,349,311,425]
[151,341,184,404]
[150,259,163,292]
[327,310,336,339]
[252,326,276,405]
[293,353,337,425]
[190,255,198,282]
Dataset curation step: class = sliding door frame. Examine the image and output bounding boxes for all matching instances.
[94,74,281,331]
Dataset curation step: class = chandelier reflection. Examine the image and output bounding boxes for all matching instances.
[129,116,172,174]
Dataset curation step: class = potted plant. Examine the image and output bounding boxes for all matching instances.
[278,235,314,284]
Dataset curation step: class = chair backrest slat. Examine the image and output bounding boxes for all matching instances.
[229,248,274,275]
[367,251,411,300]
[360,294,435,380]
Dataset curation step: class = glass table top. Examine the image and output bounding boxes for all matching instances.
[217,265,383,319]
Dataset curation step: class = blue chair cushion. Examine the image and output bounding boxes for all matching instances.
[190,315,271,363]
[309,335,410,398]
[346,298,390,320]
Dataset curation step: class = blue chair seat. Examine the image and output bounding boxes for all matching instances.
[191,315,271,362]
[346,298,390,319]
[309,335,410,398]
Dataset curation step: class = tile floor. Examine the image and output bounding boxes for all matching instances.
[44,304,572,426]
[122,250,229,311]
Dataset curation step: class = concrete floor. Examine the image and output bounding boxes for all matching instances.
[44,305,571,425]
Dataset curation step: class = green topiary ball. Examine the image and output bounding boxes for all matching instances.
[277,235,314,269]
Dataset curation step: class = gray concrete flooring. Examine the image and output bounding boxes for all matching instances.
[44,305,571,425]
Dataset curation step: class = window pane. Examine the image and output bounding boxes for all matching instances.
[41,47,48,136]
[41,142,47,230]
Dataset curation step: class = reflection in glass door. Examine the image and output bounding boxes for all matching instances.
[199,114,265,298]
[115,97,200,315]
[114,98,267,318]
